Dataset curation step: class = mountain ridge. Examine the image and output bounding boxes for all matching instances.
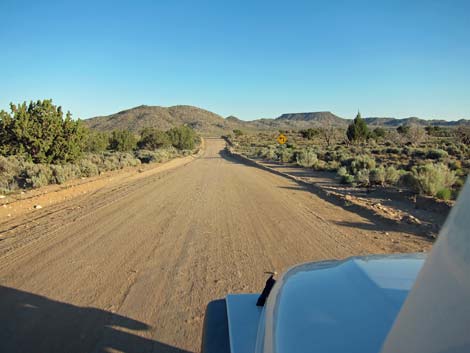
[84,105,470,134]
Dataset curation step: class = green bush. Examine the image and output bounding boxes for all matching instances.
[23,163,53,188]
[50,164,80,184]
[136,149,176,164]
[355,168,370,186]
[385,147,401,154]
[138,128,171,150]
[326,160,341,172]
[385,166,400,185]
[341,173,355,185]
[350,155,376,174]
[233,129,244,137]
[426,149,448,160]
[84,130,109,152]
[436,188,452,200]
[116,153,141,168]
[0,156,22,191]
[337,166,348,177]
[277,148,294,163]
[167,126,198,150]
[0,100,86,163]
[371,127,386,139]
[411,163,457,196]
[78,159,99,177]
[259,147,277,160]
[411,149,426,158]
[369,167,386,186]
[299,128,319,140]
[296,148,318,167]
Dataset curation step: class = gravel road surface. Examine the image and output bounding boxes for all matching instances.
[0,139,430,353]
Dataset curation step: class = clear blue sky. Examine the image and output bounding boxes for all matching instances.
[1,0,469,121]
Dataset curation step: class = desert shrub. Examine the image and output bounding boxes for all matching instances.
[78,159,99,177]
[436,188,452,201]
[448,160,462,171]
[426,149,448,160]
[454,178,466,189]
[23,163,53,188]
[406,124,427,145]
[326,160,341,172]
[86,152,140,172]
[116,153,141,168]
[50,164,79,184]
[385,147,401,154]
[369,166,386,186]
[397,125,410,135]
[444,144,462,158]
[299,128,319,140]
[296,148,318,167]
[355,168,370,186]
[403,147,412,156]
[338,152,353,164]
[350,155,376,174]
[399,172,420,190]
[233,129,244,137]
[371,127,386,139]
[277,148,294,163]
[337,167,348,177]
[136,149,176,164]
[260,147,277,160]
[314,160,328,171]
[0,156,22,191]
[341,173,355,185]
[338,166,355,184]
[410,163,457,196]
[456,126,470,145]
[411,149,426,158]
[385,166,400,185]
[256,148,267,158]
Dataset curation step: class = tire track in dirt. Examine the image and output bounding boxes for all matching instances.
[0,139,431,353]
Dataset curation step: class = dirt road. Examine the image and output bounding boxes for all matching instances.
[0,139,430,353]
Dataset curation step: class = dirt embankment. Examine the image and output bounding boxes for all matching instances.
[0,139,431,353]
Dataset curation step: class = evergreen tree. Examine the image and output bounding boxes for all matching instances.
[167,126,198,150]
[346,111,369,143]
[109,130,137,152]
[84,130,110,152]
[0,100,86,163]
[138,128,171,150]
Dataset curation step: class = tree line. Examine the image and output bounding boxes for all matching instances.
[299,112,470,146]
[0,100,199,164]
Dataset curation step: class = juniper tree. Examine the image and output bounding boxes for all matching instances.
[346,111,369,143]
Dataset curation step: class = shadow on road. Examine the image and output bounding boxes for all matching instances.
[0,286,190,353]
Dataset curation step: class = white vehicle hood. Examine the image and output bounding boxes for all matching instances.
[258,254,425,353]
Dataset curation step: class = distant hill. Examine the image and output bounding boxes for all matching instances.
[276,111,348,126]
[85,105,469,134]
[85,105,230,135]
[365,117,470,127]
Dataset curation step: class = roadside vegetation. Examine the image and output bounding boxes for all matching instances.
[0,100,200,194]
[227,113,469,201]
